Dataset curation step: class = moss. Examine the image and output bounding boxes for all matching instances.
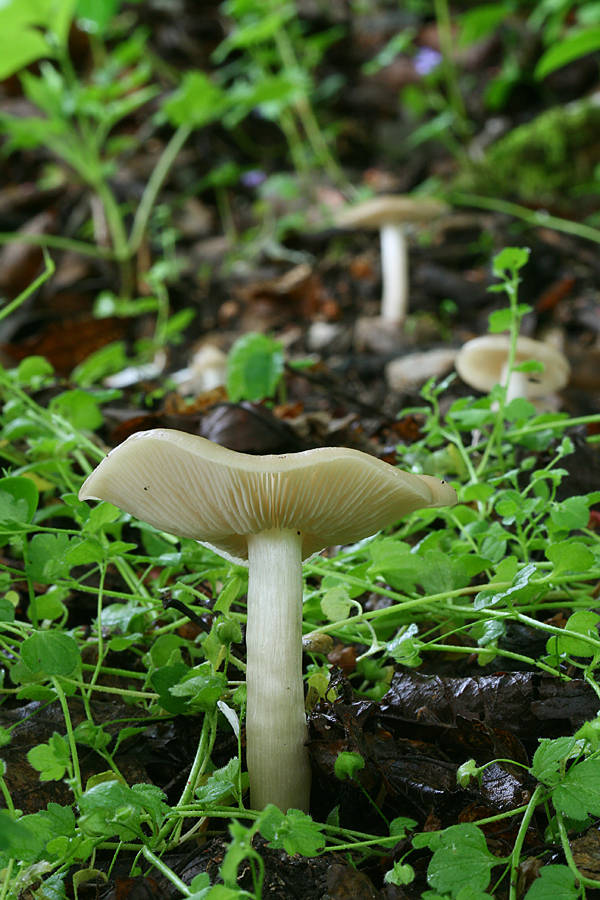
[456,95,600,206]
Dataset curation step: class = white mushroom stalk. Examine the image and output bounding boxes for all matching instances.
[79,429,457,813]
[380,223,409,323]
[336,194,448,326]
[499,362,531,404]
[246,528,309,811]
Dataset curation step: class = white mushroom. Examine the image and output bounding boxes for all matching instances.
[336,195,448,325]
[455,334,570,404]
[79,430,457,813]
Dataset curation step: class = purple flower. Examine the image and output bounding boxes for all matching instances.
[241,169,267,188]
[414,47,442,76]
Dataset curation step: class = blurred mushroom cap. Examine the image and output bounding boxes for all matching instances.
[336,195,448,230]
[455,334,570,396]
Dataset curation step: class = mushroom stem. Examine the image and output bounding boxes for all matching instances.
[500,362,530,403]
[246,528,310,812]
[380,223,408,323]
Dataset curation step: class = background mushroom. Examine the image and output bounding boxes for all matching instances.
[455,334,570,405]
[336,194,448,334]
[79,429,457,813]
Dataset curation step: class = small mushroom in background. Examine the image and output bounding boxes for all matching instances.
[170,343,228,395]
[79,430,457,813]
[455,334,570,406]
[336,194,448,351]
[385,347,458,393]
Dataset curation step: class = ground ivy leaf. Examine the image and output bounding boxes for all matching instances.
[549,495,591,532]
[27,733,70,781]
[0,810,45,862]
[368,539,420,592]
[552,758,600,820]
[78,781,145,841]
[84,501,121,533]
[555,610,600,658]
[320,585,352,621]
[418,549,455,594]
[426,824,496,897]
[130,783,168,828]
[65,536,105,567]
[0,596,15,622]
[523,864,578,899]
[258,804,325,856]
[169,666,227,713]
[25,533,72,583]
[474,562,537,610]
[150,662,193,715]
[546,540,595,576]
[226,332,284,402]
[49,388,103,431]
[196,758,246,806]
[531,737,577,786]
[21,631,80,677]
[0,475,38,523]
[334,751,365,780]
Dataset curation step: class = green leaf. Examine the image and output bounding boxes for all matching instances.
[488,307,513,333]
[549,495,591,531]
[71,341,128,387]
[426,824,496,897]
[65,536,105,567]
[535,27,600,79]
[0,0,77,79]
[35,590,67,621]
[49,389,103,431]
[27,733,70,781]
[78,780,166,842]
[474,562,537,610]
[78,780,140,841]
[553,610,600,658]
[531,737,578,786]
[384,861,415,886]
[492,246,530,277]
[162,70,229,128]
[196,758,247,806]
[553,758,600,819]
[546,540,595,575]
[459,3,512,46]
[0,809,44,860]
[0,475,39,523]
[150,662,193,715]
[386,623,422,667]
[76,0,120,35]
[220,818,262,887]
[524,864,578,900]
[21,630,80,677]
[320,586,352,621]
[15,355,54,387]
[26,532,72,583]
[169,667,227,713]
[418,549,455,593]
[226,332,284,403]
[258,804,326,856]
[334,751,365,781]
[390,816,418,837]
[369,539,420,592]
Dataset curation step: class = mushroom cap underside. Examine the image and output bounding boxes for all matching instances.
[455,334,570,395]
[337,195,448,229]
[79,429,457,561]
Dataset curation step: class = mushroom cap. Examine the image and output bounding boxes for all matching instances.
[79,429,457,563]
[336,194,448,230]
[455,334,570,396]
